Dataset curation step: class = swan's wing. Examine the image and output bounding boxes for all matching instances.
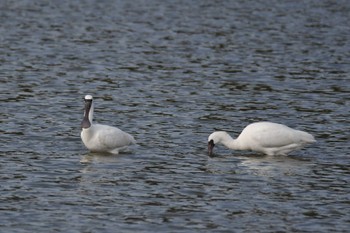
[251,128,300,148]
[96,125,135,150]
[241,122,313,148]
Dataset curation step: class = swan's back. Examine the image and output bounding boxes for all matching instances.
[237,122,315,155]
[82,124,136,153]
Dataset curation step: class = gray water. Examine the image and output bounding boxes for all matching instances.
[1,0,349,232]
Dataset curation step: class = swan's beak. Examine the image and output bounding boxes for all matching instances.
[208,140,215,156]
[81,99,92,129]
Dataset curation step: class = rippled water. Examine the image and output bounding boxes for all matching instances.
[1,0,349,232]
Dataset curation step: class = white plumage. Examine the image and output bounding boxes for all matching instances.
[208,122,316,156]
[80,95,136,154]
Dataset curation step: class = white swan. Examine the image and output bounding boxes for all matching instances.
[208,122,316,156]
[80,95,136,154]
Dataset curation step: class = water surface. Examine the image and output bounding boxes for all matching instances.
[1,0,349,232]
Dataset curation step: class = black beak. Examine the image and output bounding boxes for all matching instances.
[81,99,92,129]
[208,140,215,156]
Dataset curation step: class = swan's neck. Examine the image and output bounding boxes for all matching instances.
[221,134,245,151]
[88,102,94,123]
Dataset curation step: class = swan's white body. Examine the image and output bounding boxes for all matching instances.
[81,95,136,154]
[208,122,316,156]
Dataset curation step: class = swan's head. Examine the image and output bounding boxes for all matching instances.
[84,95,93,100]
[208,131,230,156]
[81,95,94,129]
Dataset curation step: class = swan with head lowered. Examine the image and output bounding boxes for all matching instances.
[80,95,136,154]
[208,122,316,156]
